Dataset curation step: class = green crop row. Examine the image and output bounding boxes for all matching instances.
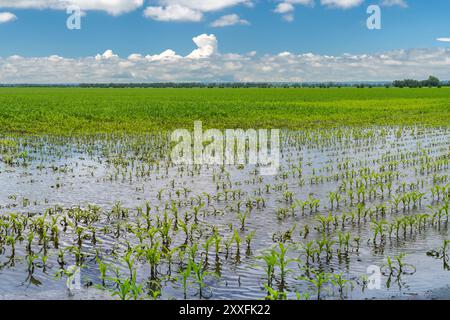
[0,87,448,136]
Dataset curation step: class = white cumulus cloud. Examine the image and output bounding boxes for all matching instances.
[274,3,295,14]
[187,34,218,59]
[144,4,202,21]
[320,0,364,9]
[211,14,249,27]
[273,0,313,22]
[144,0,250,22]
[381,0,408,8]
[146,49,183,61]
[95,49,119,60]
[158,0,251,12]
[0,11,16,23]
[0,0,144,15]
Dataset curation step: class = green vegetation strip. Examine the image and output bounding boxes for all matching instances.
[0,87,449,136]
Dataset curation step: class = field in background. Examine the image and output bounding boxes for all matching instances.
[0,87,449,135]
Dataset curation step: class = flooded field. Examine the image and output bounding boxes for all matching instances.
[0,126,449,300]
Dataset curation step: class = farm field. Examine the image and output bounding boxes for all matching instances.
[0,87,449,135]
[0,88,449,300]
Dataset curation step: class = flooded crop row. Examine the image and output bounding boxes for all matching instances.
[0,126,449,300]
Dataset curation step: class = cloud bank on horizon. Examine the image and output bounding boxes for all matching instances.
[2,33,450,83]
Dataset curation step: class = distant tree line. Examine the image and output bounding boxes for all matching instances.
[76,82,392,88]
[392,76,444,88]
[1,77,448,88]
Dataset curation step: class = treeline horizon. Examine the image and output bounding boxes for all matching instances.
[0,76,448,88]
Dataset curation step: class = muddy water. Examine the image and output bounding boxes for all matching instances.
[0,127,449,300]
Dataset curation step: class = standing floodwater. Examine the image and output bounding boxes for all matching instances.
[0,126,449,300]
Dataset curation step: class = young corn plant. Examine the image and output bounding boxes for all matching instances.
[178,262,192,299]
[236,210,249,231]
[245,230,256,256]
[264,284,287,300]
[202,236,215,266]
[299,269,330,300]
[275,243,296,288]
[258,249,277,288]
[427,239,450,269]
[123,248,136,280]
[371,220,388,245]
[331,273,354,299]
[145,243,161,280]
[110,269,144,301]
[189,258,216,299]
[97,258,108,286]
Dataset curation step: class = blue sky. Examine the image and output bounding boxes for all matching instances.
[0,0,449,83]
